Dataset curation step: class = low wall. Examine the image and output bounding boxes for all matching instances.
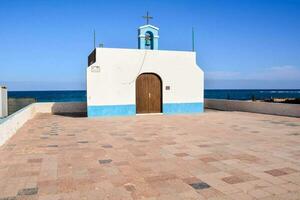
[33,102,87,114]
[0,104,36,146]
[0,102,86,146]
[205,99,300,117]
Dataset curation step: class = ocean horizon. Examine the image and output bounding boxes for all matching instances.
[7,89,300,103]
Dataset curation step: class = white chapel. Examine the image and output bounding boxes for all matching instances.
[86,14,204,117]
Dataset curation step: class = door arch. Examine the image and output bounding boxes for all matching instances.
[136,73,162,114]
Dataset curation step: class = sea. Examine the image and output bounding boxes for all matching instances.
[7,90,300,102]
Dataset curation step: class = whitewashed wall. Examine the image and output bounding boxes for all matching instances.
[87,48,204,107]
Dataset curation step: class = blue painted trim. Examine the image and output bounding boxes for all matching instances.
[163,102,204,114]
[88,104,135,117]
[88,102,203,117]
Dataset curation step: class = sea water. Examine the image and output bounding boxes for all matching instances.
[8,89,300,102]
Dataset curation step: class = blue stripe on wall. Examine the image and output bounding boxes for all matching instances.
[88,104,135,117]
[163,102,204,114]
[88,102,203,117]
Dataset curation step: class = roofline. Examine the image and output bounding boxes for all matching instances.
[139,24,159,30]
[95,47,196,54]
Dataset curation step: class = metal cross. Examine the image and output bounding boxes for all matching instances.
[143,11,153,24]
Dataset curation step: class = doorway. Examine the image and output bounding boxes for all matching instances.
[136,73,162,114]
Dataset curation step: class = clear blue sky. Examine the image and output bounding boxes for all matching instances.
[0,0,299,90]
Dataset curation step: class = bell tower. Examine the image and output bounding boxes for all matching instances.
[138,12,159,50]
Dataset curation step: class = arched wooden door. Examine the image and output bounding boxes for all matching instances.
[136,73,162,114]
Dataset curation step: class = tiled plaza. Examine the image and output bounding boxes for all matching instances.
[0,111,300,200]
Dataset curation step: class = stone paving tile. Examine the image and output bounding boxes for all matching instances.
[102,144,113,148]
[99,159,113,164]
[248,188,271,199]
[264,168,288,177]
[17,187,38,196]
[175,152,190,157]
[189,181,210,190]
[27,158,43,163]
[222,176,244,184]
[0,197,16,200]
[0,111,300,199]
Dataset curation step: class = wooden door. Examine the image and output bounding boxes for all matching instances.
[136,73,162,114]
[136,74,149,114]
[148,74,162,113]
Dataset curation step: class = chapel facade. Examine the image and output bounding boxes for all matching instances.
[86,18,204,117]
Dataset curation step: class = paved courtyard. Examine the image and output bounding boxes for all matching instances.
[0,111,300,200]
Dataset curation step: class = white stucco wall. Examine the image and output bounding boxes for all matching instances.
[87,48,204,107]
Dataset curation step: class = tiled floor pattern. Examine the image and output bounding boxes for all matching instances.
[0,111,300,200]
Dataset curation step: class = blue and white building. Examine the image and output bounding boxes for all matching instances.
[86,23,204,117]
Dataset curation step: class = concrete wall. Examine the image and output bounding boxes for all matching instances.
[0,87,8,118]
[205,99,300,118]
[0,104,36,146]
[87,48,204,117]
[0,102,86,146]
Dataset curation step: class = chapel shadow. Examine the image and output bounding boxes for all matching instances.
[52,112,87,118]
[51,102,87,118]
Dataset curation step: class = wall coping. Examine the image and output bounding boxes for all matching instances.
[205,99,300,118]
